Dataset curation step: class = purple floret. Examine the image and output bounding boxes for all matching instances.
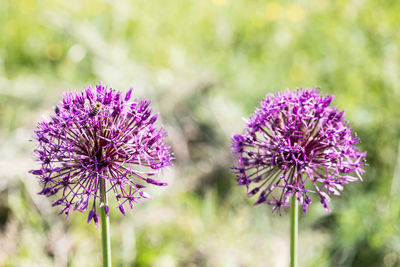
[231,88,367,215]
[29,82,173,225]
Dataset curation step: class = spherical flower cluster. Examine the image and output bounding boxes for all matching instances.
[231,88,367,214]
[29,82,173,225]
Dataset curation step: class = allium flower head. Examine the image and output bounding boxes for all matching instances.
[29,82,173,225]
[231,88,367,214]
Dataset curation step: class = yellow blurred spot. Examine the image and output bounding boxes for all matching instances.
[19,0,36,15]
[46,43,63,61]
[212,0,227,6]
[315,0,329,12]
[251,15,266,29]
[5,20,18,36]
[86,0,107,15]
[289,65,305,82]
[287,4,306,22]
[265,3,283,21]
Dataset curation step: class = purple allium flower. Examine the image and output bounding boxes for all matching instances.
[231,88,367,215]
[29,82,173,225]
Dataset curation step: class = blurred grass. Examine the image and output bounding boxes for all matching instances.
[0,0,400,266]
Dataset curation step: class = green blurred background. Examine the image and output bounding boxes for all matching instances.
[1,0,399,266]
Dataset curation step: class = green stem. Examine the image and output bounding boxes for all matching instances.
[100,178,112,267]
[290,196,298,267]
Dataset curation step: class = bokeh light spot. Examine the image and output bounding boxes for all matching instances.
[287,4,306,22]
[265,3,283,21]
[212,0,228,6]
[45,43,63,61]
[68,44,86,63]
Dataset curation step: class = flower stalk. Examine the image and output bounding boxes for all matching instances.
[100,177,112,267]
[290,196,298,267]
